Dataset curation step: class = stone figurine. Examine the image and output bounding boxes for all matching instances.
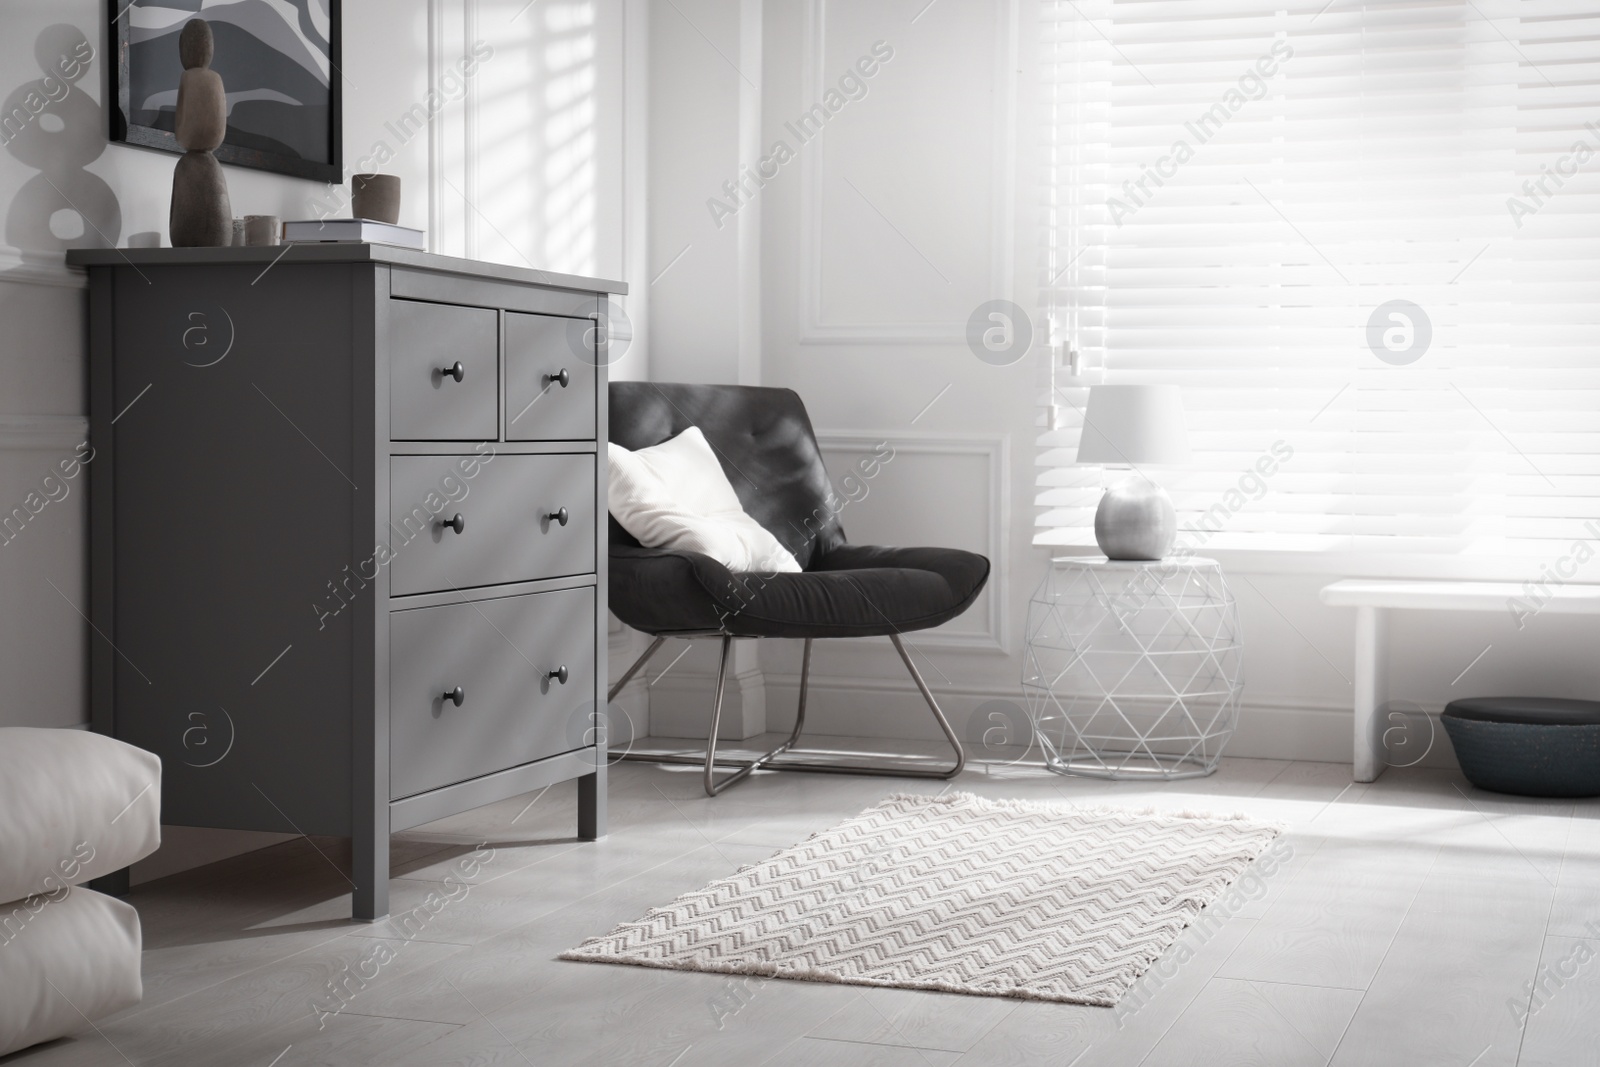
[168,19,231,247]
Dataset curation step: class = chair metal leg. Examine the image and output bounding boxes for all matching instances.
[702,636,812,795]
[785,636,813,748]
[613,635,799,795]
[889,633,967,779]
[607,635,666,703]
[703,637,735,793]
[618,633,965,796]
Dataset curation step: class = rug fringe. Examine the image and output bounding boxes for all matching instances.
[682,792,1285,894]
[884,790,1288,835]
[554,949,1119,1006]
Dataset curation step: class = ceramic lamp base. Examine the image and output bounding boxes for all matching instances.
[1093,476,1176,560]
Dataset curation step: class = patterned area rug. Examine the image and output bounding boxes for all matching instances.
[561,792,1283,1005]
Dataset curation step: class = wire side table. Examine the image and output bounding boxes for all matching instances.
[1023,556,1244,780]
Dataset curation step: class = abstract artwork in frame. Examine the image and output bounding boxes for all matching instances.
[111,0,342,183]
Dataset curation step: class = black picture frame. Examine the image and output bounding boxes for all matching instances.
[110,0,343,184]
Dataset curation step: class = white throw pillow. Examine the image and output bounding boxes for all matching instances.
[0,728,161,906]
[0,888,143,1057]
[609,427,801,573]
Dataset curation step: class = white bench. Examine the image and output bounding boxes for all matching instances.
[1319,579,1600,781]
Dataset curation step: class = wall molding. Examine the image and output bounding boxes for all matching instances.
[427,0,445,254]
[760,672,1425,769]
[0,415,90,451]
[427,0,474,259]
[630,654,1391,768]
[464,0,480,262]
[0,250,87,290]
[814,429,1010,653]
[619,0,651,380]
[796,0,1019,344]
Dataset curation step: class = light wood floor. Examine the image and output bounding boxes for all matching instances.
[7,739,1598,1067]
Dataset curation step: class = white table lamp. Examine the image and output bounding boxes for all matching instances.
[1076,384,1191,560]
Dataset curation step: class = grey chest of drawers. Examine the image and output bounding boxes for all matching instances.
[67,244,623,920]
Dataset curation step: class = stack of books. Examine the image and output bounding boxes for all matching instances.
[282,218,425,250]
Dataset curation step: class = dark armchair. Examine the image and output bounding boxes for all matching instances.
[605,383,990,795]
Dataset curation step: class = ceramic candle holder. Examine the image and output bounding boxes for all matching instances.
[351,173,401,224]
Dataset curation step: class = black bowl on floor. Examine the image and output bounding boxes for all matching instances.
[1442,696,1600,798]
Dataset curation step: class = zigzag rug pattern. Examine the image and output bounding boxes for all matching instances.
[560,791,1282,1005]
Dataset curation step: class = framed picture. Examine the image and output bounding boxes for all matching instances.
[111,0,342,183]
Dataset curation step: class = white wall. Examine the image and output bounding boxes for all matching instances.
[640,0,1600,771]
[629,0,767,739]
[9,0,1595,814]
[0,0,646,876]
[752,0,1033,748]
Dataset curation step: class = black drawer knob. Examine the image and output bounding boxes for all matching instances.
[547,665,569,685]
[439,513,465,535]
[547,507,569,527]
[548,368,570,388]
[440,361,465,383]
[443,685,465,707]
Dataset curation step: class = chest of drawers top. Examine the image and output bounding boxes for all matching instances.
[67,242,627,298]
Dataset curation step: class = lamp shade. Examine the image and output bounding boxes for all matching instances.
[1076,384,1191,467]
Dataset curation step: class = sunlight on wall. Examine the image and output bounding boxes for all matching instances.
[477,0,595,275]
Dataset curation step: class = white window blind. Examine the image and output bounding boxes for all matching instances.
[1036,0,1600,572]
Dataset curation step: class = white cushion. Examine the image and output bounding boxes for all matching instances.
[0,729,161,905]
[0,888,143,1057]
[608,426,801,573]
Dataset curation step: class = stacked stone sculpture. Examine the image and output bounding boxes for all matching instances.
[169,19,231,247]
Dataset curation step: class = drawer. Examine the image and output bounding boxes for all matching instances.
[505,311,597,441]
[389,299,498,440]
[388,453,596,595]
[389,587,595,800]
